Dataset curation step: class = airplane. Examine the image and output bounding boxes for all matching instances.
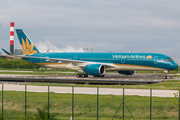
[0,29,178,79]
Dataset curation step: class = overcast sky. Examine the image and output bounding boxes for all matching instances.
[0,0,180,61]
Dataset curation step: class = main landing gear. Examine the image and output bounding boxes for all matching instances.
[76,73,88,78]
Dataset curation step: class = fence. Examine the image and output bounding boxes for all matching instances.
[0,84,180,120]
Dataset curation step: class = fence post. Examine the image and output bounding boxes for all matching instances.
[150,88,152,120]
[48,85,49,119]
[97,87,99,120]
[72,86,74,120]
[179,90,180,120]
[123,88,124,120]
[25,85,26,117]
[2,84,3,119]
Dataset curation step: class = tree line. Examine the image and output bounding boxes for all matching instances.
[0,57,41,69]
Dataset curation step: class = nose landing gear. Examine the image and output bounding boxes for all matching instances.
[163,71,169,79]
[163,75,167,79]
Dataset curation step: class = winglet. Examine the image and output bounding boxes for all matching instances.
[16,29,40,55]
[2,48,11,55]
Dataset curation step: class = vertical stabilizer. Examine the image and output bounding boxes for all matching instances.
[16,29,40,55]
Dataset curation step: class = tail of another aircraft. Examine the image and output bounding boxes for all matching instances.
[16,29,40,55]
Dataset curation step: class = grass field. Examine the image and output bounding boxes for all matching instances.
[0,91,179,120]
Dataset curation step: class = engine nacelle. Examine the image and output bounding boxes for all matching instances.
[85,64,105,76]
[118,70,136,75]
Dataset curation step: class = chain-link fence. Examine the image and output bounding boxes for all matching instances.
[0,84,179,120]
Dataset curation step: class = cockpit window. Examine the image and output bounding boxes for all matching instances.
[166,58,173,61]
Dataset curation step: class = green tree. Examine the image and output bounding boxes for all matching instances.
[0,58,41,69]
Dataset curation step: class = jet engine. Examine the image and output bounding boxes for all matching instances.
[117,70,136,75]
[85,64,105,77]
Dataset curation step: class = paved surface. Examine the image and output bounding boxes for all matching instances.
[0,73,177,81]
[0,73,179,97]
[0,84,178,97]
[0,73,165,85]
[0,73,179,85]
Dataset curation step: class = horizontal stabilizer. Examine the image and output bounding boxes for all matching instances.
[0,54,22,59]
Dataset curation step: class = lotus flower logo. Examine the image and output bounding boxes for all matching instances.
[21,38,38,55]
[146,55,152,59]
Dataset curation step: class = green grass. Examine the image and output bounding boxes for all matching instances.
[0,68,76,72]
[0,72,77,75]
[0,68,78,75]
[0,91,179,120]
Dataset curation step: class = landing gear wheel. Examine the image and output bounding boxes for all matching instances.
[76,74,88,77]
[84,74,88,77]
[163,73,167,79]
[101,75,105,77]
[163,71,169,79]
[76,74,83,77]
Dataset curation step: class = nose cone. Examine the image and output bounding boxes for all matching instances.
[172,63,178,70]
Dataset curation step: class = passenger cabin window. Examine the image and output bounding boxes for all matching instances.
[166,58,173,61]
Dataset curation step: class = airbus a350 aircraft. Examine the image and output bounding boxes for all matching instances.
[1,29,178,79]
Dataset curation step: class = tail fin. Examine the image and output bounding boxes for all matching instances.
[16,29,40,55]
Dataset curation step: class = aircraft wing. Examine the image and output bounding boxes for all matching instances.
[21,56,115,68]
[0,54,115,68]
[47,57,115,68]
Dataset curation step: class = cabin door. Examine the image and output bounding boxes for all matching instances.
[121,58,125,63]
[154,56,158,64]
[40,55,44,62]
[73,56,77,60]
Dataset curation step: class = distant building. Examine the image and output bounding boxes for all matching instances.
[15,49,23,55]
